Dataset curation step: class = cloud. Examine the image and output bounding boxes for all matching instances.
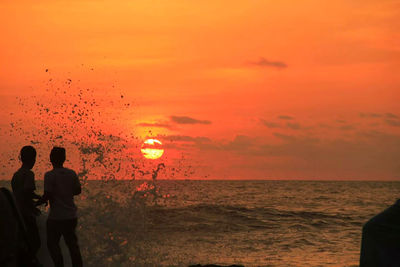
[162,135,211,143]
[266,132,399,178]
[262,118,309,130]
[157,130,400,179]
[153,134,213,151]
[358,112,400,127]
[278,115,294,120]
[286,122,301,130]
[235,130,400,179]
[223,135,254,151]
[339,124,355,131]
[260,119,281,128]
[318,123,332,129]
[273,133,297,142]
[386,113,399,119]
[359,113,399,119]
[138,115,213,128]
[359,112,382,118]
[136,122,172,129]
[170,116,211,125]
[386,119,400,127]
[250,57,288,68]
[160,134,256,152]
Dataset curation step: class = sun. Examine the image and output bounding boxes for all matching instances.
[141,139,164,159]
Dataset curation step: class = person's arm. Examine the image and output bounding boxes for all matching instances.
[24,171,40,199]
[73,171,81,196]
[39,173,54,204]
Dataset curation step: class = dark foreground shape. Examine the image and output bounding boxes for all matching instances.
[360,199,400,267]
[0,187,42,267]
[0,187,19,266]
[189,265,244,267]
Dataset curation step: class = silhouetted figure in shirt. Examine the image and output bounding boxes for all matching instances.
[11,146,42,265]
[360,199,400,266]
[39,147,83,267]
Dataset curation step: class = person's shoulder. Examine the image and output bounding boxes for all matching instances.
[63,167,78,176]
[44,169,56,179]
[11,169,21,184]
[26,169,34,177]
[13,168,34,178]
[45,169,54,175]
[12,168,21,178]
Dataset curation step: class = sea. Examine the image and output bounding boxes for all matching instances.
[2,180,400,267]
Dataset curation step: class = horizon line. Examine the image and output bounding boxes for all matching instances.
[1,178,399,182]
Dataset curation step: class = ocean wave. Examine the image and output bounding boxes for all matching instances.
[144,204,358,233]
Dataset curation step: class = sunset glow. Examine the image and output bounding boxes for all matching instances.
[1,3,399,266]
[141,139,164,160]
[0,0,399,180]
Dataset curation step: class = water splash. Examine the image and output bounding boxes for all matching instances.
[1,69,200,265]
[133,163,166,204]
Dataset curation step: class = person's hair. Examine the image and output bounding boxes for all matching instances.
[20,146,36,163]
[50,147,66,166]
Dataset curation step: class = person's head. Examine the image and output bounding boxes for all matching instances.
[20,146,36,169]
[50,147,66,168]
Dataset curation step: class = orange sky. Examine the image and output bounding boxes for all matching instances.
[1,0,399,180]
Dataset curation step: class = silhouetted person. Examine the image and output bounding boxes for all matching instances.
[0,187,42,267]
[40,147,83,267]
[11,146,42,264]
[0,187,20,266]
[360,199,400,266]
